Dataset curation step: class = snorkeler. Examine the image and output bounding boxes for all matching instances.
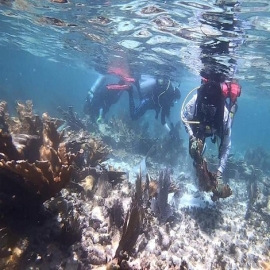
[127,74,181,133]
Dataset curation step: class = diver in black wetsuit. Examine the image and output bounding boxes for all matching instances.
[127,74,181,132]
[83,74,126,123]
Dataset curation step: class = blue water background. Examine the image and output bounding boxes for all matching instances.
[1,44,269,156]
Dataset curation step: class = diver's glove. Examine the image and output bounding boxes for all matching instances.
[189,135,197,158]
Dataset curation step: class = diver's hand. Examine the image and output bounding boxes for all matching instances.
[189,135,196,143]
[189,135,198,158]
[216,170,223,182]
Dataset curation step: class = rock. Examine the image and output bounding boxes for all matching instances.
[48,197,71,216]
[91,206,105,224]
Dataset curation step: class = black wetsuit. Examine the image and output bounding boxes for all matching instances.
[128,79,176,125]
[83,74,123,120]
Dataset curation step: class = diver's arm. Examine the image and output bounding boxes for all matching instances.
[218,109,232,173]
[161,105,172,132]
[161,107,166,126]
[182,94,197,136]
[218,129,231,173]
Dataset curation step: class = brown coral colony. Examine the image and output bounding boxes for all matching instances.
[0,100,110,211]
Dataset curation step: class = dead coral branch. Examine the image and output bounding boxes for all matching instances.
[194,139,232,201]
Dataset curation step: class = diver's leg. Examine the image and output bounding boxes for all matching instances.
[129,91,151,120]
[96,108,103,123]
[128,90,136,119]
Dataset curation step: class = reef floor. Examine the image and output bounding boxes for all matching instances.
[1,153,269,270]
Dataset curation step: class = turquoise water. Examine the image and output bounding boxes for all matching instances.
[1,0,270,155]
[1,2,270,268]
